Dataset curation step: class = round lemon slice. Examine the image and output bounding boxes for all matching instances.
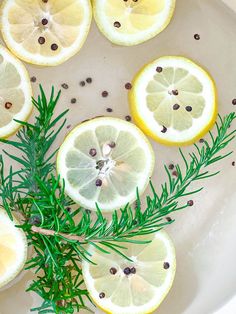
[0,210,27,289]
[1,0,92,66]
[129,56,217,146]
[57,117,155,212]
[0,45,32,138]
[92,0,176,46]
[82,231,176,314]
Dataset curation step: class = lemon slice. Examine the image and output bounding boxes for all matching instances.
[129,56,217,146]
[57,117,155,212]
[92,0,176,46]
[82,231,176,314]
[1,0,92,66]
[0,45,32,138]
[0,210,27,289]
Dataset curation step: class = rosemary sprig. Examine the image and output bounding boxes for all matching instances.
[0,87,235,313]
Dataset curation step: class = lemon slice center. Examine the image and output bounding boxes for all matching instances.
[8,0,85,56]
[66,126,146,202]
[146,66,206,131]
[104,0,166,34]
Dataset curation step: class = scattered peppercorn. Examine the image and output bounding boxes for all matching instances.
[163,262,170,269]
[66,125,71,129]
[232,99,236,105]
[161,126,167,133]
[110,267,117,275]
[166,217,172,222]
[99,292,105,299]
[172,90,179,96]
[109,141,116,148]
[38,36,45,45]
[80,81,86,87]
[173,104,180,110]
[41,18,48,25]
[61,83,69,89]
[156,66,163,73]
[96,179,103,187]
[194,34,200,40]
[102,91,109,97]
[185,106,192,112]
[51,43,58,51]
[106,107,113,113]
[232,161,235,166]
[71,98,77,104]
[114,21,121,28]
[123,267,131,275]
[187,200,194,206]
[172,170,178,177]
[29,215,42,226]
[5,102,12,109]
[89,148,97,157]
[125,115,132,122]
[86,77,92,84]
[130,267,136,274]
[125,82,132,90]
[199,138,205,143]
[30,76,37,83]
[168,164,175,170]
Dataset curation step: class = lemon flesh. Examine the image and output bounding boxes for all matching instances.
[93,0,176,46]
[57,117,155,212]
[1,0,92,66]
[0,45,32,138]
[82,231,176,314]
[0,210,27,289]
[129,56,217,146]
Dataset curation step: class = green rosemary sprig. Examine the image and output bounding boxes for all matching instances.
[0,87,235,314]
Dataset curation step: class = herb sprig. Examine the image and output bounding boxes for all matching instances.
[0,87,235,313]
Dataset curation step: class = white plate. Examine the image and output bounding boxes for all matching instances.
[0,0,236,313]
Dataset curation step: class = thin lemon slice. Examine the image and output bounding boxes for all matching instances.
[0,45,32,138]
[0,210,27,289]
[92,0,176,46]
[129,56,217,146]
[1,0,92,66]
[57,117,155,212]
[82,231,176,314]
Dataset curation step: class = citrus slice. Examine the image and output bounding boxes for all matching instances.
[82,231,176,314]
[129,56,217,146]
[0,210,27,289]
[0,45,32,138]
[1,0,92,66]
[92,0,176,46]
[57,117,155,212]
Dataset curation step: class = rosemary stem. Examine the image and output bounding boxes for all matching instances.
[31,226,85,242]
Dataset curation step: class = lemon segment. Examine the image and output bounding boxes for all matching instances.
[1,0,92,66]
[0,210,27,289]
[0,45,32,138]
[92,0,176,46]
[82,231,176,314]
[129,56,217,146]
[57,117,155,212]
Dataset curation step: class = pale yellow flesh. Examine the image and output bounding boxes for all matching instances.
[1,0,92,65]
[57,118,154,211]
[0,46,32,138]
[103,0,166,34]
[0,211,27,289]
[146,67,205,131]
[82,231,176,314]
[129,56,217,146]
[93,0,176,46]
